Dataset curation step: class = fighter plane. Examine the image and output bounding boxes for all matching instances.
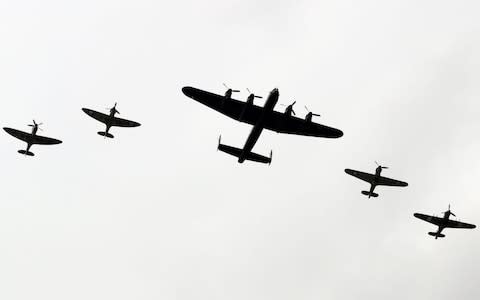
[344,162,408,198]
[82,103,141,138]
[414,205,476,239]
[182,85,343,164]
[3,120,62,156]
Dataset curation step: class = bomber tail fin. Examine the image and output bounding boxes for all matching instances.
[361,191,379,198]
[217,139,272,165]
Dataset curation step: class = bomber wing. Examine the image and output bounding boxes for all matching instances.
[182,87,343,138]
[344,169,375,183]
[262,111,343,138]
[3,128,62,145]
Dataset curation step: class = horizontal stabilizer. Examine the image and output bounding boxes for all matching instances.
[428,232,445,238]
[361,191,379,198]
[18,150,34,156]
[98,132,114,138]
[218,142,272,165]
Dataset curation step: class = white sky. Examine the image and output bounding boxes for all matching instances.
[1,1,480,299]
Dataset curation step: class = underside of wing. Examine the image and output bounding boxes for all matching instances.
[344,169,375,183]
[445,219,476,229]
[376,176,408,187]
[111,117,141,127]
[31,135,62,145]
[414,213,443,226]
[82,108,109,124]
[4,127,31,142]
[263,111,343,138]
[182,87,263,124]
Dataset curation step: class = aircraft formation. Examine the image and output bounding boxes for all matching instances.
[3,85,476,240]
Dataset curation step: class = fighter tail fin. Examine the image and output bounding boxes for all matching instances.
[97,131,114,138]
[428,232,445,239]
[18,150,34,156]
[361,191,379,198]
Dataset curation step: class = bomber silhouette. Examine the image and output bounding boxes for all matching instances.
[345,162,408,198]
[182,85,343,164]
[414,205,476,239]
[3,120,62,156]
[82,103,141,138]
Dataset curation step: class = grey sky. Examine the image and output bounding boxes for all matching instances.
[0,0,479,299]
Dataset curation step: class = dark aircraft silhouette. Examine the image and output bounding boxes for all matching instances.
[182,85,343,164]
[414,205,476,239]
[3,120,62,156]
[345,162,408,198]
[82,103,141,138]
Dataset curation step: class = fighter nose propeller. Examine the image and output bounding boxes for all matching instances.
[445,204,456,217]
[223,83,240,98]
[304,106,320,122]
[28,120,43,131]
[106,102,120,114]
[375,161,388,169]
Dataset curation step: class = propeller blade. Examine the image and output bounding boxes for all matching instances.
[223,83,228,89]
[232,90,240,93]
[254,95,263,99]
[292,110,296,116]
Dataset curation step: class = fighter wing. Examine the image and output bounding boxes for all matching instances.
[344,169,375,183]
[182,87,343,138]
[3,128,61,145]
[111,117,141,127]
[444,219,476,229]
[376,176,408,187]
[82,108,110,124]
[31,135,62,145]
[414,213,444,226]
[4,128,31,142]
[262,111,343,138]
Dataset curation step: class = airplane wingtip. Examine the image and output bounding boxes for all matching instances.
[182,86,194,96]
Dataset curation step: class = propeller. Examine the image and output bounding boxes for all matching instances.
[28,120,43,131]
[105,102,120,114]
[280,101,296,115]
[375,161,388,169]
[223,83,240,93]
[304,106,320,121]
[246,88,263,99]
[445,204,456,217]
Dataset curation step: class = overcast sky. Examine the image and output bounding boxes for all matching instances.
[0,1,480,299]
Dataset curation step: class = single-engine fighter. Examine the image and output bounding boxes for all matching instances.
[414,205,476,239]
[345,162,408,198]
[3,120,62,156]
[182,86,343,164]
[82,103,141,138]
